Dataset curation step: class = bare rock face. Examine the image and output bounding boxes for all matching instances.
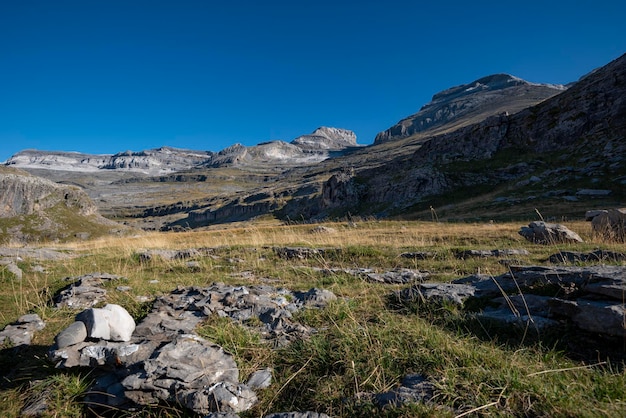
[292,127,358,150]
[375,74,566,144]
[0,167,97,217]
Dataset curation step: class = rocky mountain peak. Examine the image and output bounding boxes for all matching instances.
[291,127,358,150]
[374,73,568,144]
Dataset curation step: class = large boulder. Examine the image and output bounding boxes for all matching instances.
[519,221,583,244]
[586,208,626,242]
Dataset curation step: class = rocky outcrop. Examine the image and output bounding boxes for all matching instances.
[6,147,212,175]
[0,167,97,217]
[48,282,337,415]
[0,167,118,243]
[375,74,566,144]
[292,127,358,150]
[397,265,626,338]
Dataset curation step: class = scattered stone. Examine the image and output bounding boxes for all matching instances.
[54,321,87,348]
[51,283,336,415]
[137,248,201,261]
[310,226,337,234]
[455,249,529,259]
[576,189,612,196]
[372,374,435,408]
[31,265,46,273]
[519,221,583,244]
[587,208,626,242]
[5,262,23,279]
[313,266,428,284]
[0,247,74,260]
[548,249,626,263]
[400,251,435,259]
[397,265,626,338]
[0,313,46,346]
[116,285,132,292]
[53,273,122,309]
[273,247,326,259]
[247,368,273,390]
[397,283,476,306]
[186,261,201,271]
[366,268,429,284]
[293,288,337,307]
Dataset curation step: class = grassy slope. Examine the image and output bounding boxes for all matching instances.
[0,220,624,417]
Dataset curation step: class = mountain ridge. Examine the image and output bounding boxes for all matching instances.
[374,73,568,144]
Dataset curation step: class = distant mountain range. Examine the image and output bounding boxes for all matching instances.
[5,127,360,175]
[2,53,624,238]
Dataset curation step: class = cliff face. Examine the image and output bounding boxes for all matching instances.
[0,168,97,217]
[0,167,119,243]
[345,53,626,214]
[374,74,566,144]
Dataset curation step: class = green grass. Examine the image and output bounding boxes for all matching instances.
[0,220,624,416]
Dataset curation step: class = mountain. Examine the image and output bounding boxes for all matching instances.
[3,54,624,231]
[294,53,626,221]
[5,127,360,174]
[374,74,567,144]
[0,166,123,243]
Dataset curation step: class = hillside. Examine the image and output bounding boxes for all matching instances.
[374,73,567,144]
[0,166,124,243]
[3,55,625,230]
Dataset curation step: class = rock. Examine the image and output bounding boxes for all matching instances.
[366,268,429,284]
[373,374,435,408]
[273,247,325,260]
[455,249,529,259]
[54,321,87,348]
[547,250,626,263]
[407,265,626,338]
[293,288,337,307]
[0,313,45,346]
[247,368,273,390]
[5,262,23,279]
[103,304,136,341]
[53,273,122,309]
[76,304,135,342]
[400,251,435,259]
[576,189,612,196]
[549,299,626,337]
[587,208,626,242]
[519,221,583,244]
[122,334,255,414]
[310,225,337,234]
[397,283,476,306]
[137,248,201,261]
[51,283,336,415]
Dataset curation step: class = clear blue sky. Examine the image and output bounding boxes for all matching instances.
[1,0,624,162]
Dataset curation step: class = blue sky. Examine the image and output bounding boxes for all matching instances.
[1,0,624,162]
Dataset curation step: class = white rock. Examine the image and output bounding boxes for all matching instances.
[103,304,136,341]
[77,308,112,340]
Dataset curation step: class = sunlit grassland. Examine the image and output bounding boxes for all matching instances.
[1,219,624,417]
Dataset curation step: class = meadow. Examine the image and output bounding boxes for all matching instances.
[1,219,624,417]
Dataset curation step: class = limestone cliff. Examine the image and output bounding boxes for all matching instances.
[374,74,567,144]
